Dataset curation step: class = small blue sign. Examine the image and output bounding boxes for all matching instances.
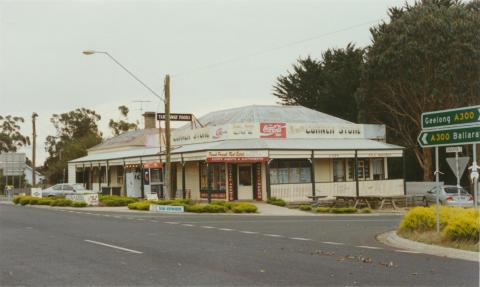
[149,204,184,213]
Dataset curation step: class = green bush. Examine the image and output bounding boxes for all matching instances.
[330,207,357,214]
[37,198,54,205]
[443,216,480,242]
[399,207,437,232]
[315,207,331,213]
[49,199,73,207]
[267,197,287,207]
[299,205,312,211]
[13,196,22,204]
[211,200,234,209]
[99,195,138,206]
[71,201,87,208]
[203,204,227,213]
[360,208,372,214]
[19,196,34,206]
[127,201,151,211]
[186,204,208,213]
[231,203,257,213]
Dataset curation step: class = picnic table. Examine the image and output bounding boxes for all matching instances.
[334,195,406,210]
[307,195,328,207]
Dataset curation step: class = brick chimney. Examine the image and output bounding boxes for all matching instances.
[143,112,156,129]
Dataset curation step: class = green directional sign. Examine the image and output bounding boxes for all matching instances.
[418,126,480,147]
[422,105,480,129]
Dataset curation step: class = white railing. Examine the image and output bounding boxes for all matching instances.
[359,179,404,196]
[271,183,312,202]
[315,182,356,197]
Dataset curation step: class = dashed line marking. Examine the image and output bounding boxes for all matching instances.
[264,234,284,238]
[200,226,216,229]
[395,250,420,254]
[322,241,345,245]
[356,245,382,250]
[164,222,180,224]
[136,218,145,221]
[290,237,312,241]
[113,216,122,219]
[149,220,159,223]
[182,224,194,227]
[240,231,258,234]
[84,239,142,254]
[218,228,234,231]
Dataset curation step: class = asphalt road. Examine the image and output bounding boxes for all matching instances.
[0,204,478,286]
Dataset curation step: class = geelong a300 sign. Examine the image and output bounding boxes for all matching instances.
[422,105,480,129]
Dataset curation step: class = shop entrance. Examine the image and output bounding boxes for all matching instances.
[237,164,253,200]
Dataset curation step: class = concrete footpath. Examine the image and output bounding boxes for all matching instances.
[378,230,480,262]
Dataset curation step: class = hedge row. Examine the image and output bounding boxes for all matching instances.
[399,206,480,242]
[13,196,87,208]
[127,200,257,213]
[314,207,358,214]
[99,195,139,206]
[267,197,287,207]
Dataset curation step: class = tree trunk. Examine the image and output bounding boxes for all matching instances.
[422,148,433,181]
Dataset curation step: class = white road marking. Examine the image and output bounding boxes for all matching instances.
[219,228,234,231]
[149,220,159,223]
[182,224,194,227]
[200,226,216,229]
[164,222,180,224]
[84,239,143,254]
[240,231,258,234]
[395,250,420,254]
[113,216,122,219]
[264,234,284,238]
[84,212,94,215]
[356,245,382,250]
[290,237,312,241]
[136,218,145,221]
[322,241,345,245]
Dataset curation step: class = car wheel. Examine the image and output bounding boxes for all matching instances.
[423,197,429,207]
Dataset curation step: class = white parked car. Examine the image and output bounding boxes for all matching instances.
[42,184,96,197]
[423,185,474,207]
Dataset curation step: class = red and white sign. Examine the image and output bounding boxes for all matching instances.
[143,162,162,169]
[255,164,262,201]
[260,122,286,138]
[227,164,234,201]
[206,150,268,163]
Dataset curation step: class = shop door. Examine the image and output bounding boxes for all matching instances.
[237,164,253,200]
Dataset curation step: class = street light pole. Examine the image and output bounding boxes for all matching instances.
[82,50,172,199]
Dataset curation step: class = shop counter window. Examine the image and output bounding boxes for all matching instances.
[200,163,226,192]
[269,159,311,184]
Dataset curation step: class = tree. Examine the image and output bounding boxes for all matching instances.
[361,0,480,180]
[0,115,30,153]
[108,105,139,136]
[273,44,365,122]
[43,108,102,184]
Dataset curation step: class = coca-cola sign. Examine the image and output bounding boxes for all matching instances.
[260,122,286,138]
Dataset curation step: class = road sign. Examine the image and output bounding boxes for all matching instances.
[417,126,480,147]
[157,113,192,121]
[422,105,480,129]
[446,146,462,153]
[446,157,470,178]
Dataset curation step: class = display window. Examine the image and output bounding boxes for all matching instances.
[269,159,311,184]
[200,163,226,192]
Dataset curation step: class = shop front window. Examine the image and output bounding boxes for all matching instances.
[200,163,226,191]
[372,158,385,180]
[333,159,346,182]
[348,159,370,180]
[269,159,311,184]
[150,168,163,183]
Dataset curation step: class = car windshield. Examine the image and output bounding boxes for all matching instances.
[72,184,88,191]
[444,187,469,195]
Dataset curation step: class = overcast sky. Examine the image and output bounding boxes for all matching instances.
[0,0,409,164]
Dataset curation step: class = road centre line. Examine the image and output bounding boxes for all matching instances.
[395,250,420,254]
[264,234,284,238]
[84,239,143,254]
[218,228,234,231]
[239,231,258,234]
[200,226,216,229]
[356,245,383,250]
[149,220,159,223]
[322,241,345,245]
[290,237,312,241]
[182,224,195,227]
[164,222,180,224]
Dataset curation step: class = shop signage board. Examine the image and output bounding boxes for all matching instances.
[421,105,480,129]
[0,152,26,176]
[66,193,99,206]
[157,113,192,121]
[206,150,269,163]
[417,126,480,148]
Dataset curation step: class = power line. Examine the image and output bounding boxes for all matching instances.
[173,18,381,78]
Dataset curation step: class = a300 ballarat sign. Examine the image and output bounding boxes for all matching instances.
[418,126,480,147]
[422,105,480,129]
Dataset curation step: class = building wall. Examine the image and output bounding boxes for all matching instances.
[185,161,200,200]
[314,159,331,182]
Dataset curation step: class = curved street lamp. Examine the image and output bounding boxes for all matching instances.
[82,50,172,199]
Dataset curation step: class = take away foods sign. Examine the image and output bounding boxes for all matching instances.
[171,122,366,145]
[207,150,269,162]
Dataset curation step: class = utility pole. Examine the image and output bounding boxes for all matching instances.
[164,75,172,198]
[32,113,38,186]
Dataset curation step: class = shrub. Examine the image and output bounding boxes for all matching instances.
[37,198,54,205]
[267,197,286,207]
[299,205,312,211]
[13,196,22,204]
[443,216,480,242]
[315,207,331,213]
[127,201,151,211]
[49,199,73,207]
[399,206,439,232]
[360,208,372,214]
[231,203,257,213]
[203,204,227,213]
[99,195,138,206]
[71,201,87,208]
[330,207,357,214]
[19,196,34,206]
[186,204,207,213]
